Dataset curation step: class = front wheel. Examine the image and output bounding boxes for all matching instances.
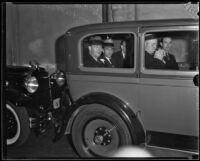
[71,104,132,157]
[6,101,30,147]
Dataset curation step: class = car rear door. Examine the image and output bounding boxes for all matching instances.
[139,25,199,151]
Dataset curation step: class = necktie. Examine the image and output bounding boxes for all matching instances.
[108,59,112,64]
[106,57,112,64]
[164,53,169,62]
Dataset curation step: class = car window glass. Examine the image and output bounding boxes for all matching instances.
[144,31,199,71]
[82,33,135,68]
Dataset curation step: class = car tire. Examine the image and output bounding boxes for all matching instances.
[6,101,31,147]
[71,104,132,157]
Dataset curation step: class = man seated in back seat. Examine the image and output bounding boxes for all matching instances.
[159,37,179,70]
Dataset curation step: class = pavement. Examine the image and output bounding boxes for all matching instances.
[4,128,198,159]
[5,129,79,159]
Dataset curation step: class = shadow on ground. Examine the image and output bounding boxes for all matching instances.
[4,128,196,159]
[5,128,79,159]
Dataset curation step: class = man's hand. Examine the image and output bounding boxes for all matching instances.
[154,49,166,63]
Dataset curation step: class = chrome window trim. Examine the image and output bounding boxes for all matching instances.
[140,26,199,76]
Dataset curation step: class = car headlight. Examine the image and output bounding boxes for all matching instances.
[55,71,66,87]
[25,76,39,93]
[6,81,9,86]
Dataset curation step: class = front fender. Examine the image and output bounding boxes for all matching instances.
[6,88,32,107]
[55,92,145,144]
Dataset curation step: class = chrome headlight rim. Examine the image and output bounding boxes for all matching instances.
[6,81,9,86]
[25,76,39,93]
[55,71,66,87]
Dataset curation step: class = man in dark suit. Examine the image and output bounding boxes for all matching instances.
[145,34,166,69]
[83,36,104,67]
[100,38,116,68]
[159,37,179,70]
[111,40,127,68]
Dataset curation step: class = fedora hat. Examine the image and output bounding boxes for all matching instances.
[145,34,157,40]
[104,38,114,48]
[89,36,103,45]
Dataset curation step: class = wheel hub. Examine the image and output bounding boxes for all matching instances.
[93,127,112,146]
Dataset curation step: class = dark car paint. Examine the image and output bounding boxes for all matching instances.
[6,66,51,109]
[6,65,63,136]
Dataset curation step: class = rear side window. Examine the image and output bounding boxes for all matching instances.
[144,31,199,71]
[82,33,135,69]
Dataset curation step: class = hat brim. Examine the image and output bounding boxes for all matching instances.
[145,34,157,40]
[90,40,102,45]
[104,43,114,48]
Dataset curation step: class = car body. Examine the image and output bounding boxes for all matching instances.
[54,19,199,157]
[5,61,69,147]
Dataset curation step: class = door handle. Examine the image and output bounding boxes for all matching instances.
[193,74,199,87]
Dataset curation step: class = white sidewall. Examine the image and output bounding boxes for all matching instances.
[6,103,21,145]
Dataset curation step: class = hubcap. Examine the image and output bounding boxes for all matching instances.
[84,119,119,156]
[94,127,112,146]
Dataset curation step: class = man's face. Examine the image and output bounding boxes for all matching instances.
[161,37,172,53]
[145,39,158,54]
[121,41,126,54]
[89,44,103,59]
[104,46,114,59]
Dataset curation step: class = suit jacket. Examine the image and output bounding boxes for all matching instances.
[163,53,179,70]
[111,51,133,68]
[111,51,124,68]
[99,55,115,68]
[83,52,104,67]
[145,51,166,69]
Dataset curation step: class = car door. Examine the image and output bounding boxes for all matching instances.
[139,25,199,151]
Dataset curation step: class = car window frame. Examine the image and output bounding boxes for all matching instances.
[78,31,137,74]
[140,26,199,77]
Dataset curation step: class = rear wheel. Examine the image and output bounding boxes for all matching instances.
[6,101,30,147]
[71,104,132,157]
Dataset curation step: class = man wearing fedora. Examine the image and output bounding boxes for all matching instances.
[84,36,104,67]
[145,34,166,69]
[99,38,117,68]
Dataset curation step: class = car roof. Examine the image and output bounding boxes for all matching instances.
[66,18,199,34]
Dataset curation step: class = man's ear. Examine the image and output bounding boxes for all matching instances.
[160,42,163,47]
[88,46,91,51]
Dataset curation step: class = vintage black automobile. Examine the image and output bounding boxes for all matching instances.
[6,61,71,147]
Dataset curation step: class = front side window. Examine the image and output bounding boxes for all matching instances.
[82,33,134,69]
[144,31,199,71]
